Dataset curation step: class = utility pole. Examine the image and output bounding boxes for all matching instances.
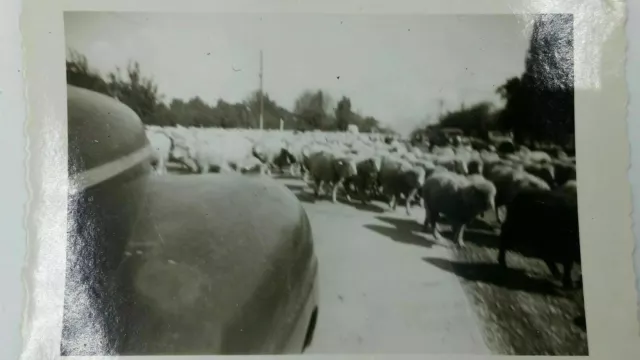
[259,50,264,130]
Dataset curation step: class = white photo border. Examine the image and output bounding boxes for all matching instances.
[21,0,639,359]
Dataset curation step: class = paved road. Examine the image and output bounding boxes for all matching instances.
[279,179,490,354]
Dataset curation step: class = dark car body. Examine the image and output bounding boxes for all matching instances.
[61,86,319,355]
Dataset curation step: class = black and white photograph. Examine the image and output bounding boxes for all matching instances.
[61,11,584,356]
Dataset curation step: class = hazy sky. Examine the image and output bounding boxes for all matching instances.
[65,12,531,135]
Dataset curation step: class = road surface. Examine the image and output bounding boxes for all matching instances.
[279,178,490,354]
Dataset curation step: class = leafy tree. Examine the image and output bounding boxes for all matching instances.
[190,97,219,128]
[293,90,334,130]
[66,50,111,96]
[438,102,498,140]
[495,76,531,143]
[151,102,179,127]
[360,116,381,132]
[335,96,353,131]
[496,14,574,146]
[410,101,499,143]
[348,113,388,133]
[65,50,397,133]
[215,99,253,129]
[106,62,162,124]
[524,14,574,146]
[245,91,295,130]
[66,50,163,125]
[496,77,522,103]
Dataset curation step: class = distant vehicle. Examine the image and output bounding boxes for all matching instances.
[62,86,319,356]
[488,130,514,144]
[422,126,464,147]
[439,127,464,138]
[346,124,359,134]
[410,133,430,152]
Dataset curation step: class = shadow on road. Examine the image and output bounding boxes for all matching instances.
[166,167,194,175]
[285,183,387,213]
[346,201,387,213]
[374,215,504,251]
[422,257,562,296]
[294,192,318,204]
[285,184,318,204]
[375,215,421,229]
[446,225,558,262]
[364,222,437,248]
[272,173,300,180]
[468,216,499,232]
[284,183,307,192]
[438,227,501,249]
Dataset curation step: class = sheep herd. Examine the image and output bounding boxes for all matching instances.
[146,125,581,289]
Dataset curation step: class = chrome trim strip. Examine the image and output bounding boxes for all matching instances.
[69,145,153,195]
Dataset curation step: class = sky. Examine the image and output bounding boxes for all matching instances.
[64,12,531,136]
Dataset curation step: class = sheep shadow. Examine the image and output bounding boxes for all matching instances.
[365,216,437,249]
[284,183,308,192]
[438,227,501,250]
[427,214,497,232]
[284,184,317,204]
[415,212,500,249]
[442,224,572,263]
[468,215,499,232]
[272,173,301,180]
[294,192,318,204]
[422,257,562,296]
[166,166,194,175]
[376,215,422,230]
[284,183,357,206]
[345,201,387,213]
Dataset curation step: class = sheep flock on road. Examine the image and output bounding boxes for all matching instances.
[146,125,581,289]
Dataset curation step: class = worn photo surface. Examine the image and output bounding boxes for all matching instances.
[62,12,583,356]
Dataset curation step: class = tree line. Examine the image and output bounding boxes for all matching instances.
[65,50,394,134]
[66,13,574,146]
[411,14,575,149]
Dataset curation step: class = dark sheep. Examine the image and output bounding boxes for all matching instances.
[379,157,427,215]
[467,158,484,175]
[273,147,298,172]
[497,187,581,289]
[344,156,383,204]
[497,140,516,154]
[524,162,556,187]
[553,160,577,187]
[562,180,577,196]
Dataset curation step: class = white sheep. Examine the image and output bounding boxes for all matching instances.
[179,134,255,174]
[434,155,468,175]
[523,150,553,164]
[422,171,497,247]
[146,129,173,175]
[379,157,427,215]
